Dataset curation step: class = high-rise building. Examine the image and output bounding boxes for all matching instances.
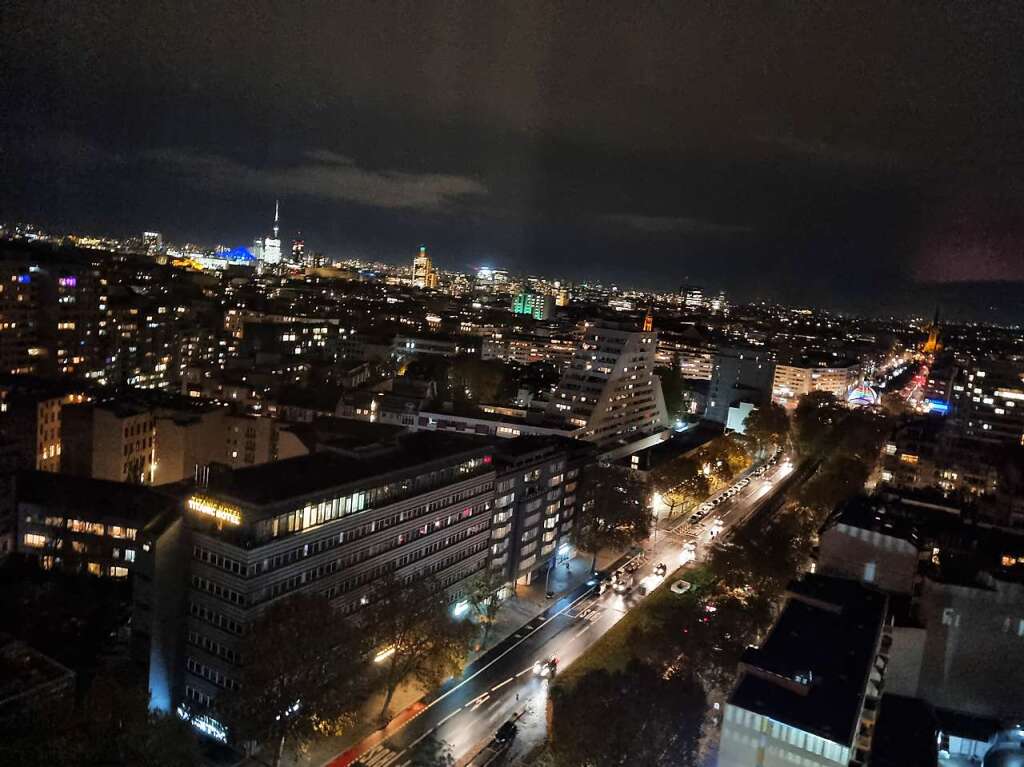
[291,236,305,265]
[706,346,776,425]
[547,319,668,446]
[141,232,163,256]
[412,245,438,289]
[960,359,1024,446]
[679,284,705,311]
[511,292,554,320]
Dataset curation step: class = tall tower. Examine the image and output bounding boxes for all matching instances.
[923,306,942,354]
[261,200,282,268]
[412,245,436,289]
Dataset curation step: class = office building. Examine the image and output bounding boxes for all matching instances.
[511,292,554,321]
[153,432,496,715]
[491,436,592,586]
[718,575,889,767]
[412,245,439,289]
[771,357,862,408]
[960,358,1024,446]
[291,237,305,265]
[706,346,775,425]
[547,319,668,447]
[0,377,91,473]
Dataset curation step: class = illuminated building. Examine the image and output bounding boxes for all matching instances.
[771,358,862,408]
[155,433,496,716]
[922,307,942,354]
[253,201,282,273]
[547,319,668,447]
[16,470,175,578]
[0,377,90,474]
[960,359,1024,446]
[511,291,554,320]
[412,245,438,289]
[679,284,705,311]
[142,231,163,256]
[291,236,305,265]
[0,262,46,375]
[491,437,592,588]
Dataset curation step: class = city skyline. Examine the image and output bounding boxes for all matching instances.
[3,3,1024,320]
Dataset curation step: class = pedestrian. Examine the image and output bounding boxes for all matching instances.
[565,562,570,572]
[516,692,520,702]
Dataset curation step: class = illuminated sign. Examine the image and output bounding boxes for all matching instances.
[188,496,242,526]
[925,399,950,414]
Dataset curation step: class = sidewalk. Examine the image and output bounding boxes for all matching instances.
[279,549,621,767]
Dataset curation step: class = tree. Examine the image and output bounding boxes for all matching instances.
[576,463,652,570]
[742,402,790,457]
[549,661,705,767]
[218,592,370,767]
[449,356,513,403]
[466,569,507,648]
[651,458,709,518]
[793,391,843,457]
[364,576,475,721]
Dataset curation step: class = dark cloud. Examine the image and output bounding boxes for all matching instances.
[144,148,488,212]
[1,0,1023,318]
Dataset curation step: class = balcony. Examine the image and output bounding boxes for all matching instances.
[491,524,510,540]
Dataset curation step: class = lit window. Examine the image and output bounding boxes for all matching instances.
[23,533,47,548]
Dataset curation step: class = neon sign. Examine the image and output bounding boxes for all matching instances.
[188,496,242,525]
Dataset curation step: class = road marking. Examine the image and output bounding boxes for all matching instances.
[573,622,598,638]
[466,692,490,709]
[437,709,460,727]
[491,676,513,692]
[516,666,532,677]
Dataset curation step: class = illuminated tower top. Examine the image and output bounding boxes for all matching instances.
[273,199,280,239]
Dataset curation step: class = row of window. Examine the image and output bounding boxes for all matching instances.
[186,657,239,691]
[189,601,245,635]
[188,630,240,664]
[192,575,246,606]
[250,457,493,543]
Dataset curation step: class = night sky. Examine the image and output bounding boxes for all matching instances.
[2,1,1024,318]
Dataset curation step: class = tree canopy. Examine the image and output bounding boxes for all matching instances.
[575,463,652,568]
[363,576,475,721]
[218,592,370,766]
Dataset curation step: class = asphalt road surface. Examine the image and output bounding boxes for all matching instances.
[334,457,799,767]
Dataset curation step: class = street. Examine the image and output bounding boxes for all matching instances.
[331,457,798,767]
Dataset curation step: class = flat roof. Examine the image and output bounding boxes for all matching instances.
[16,470,176,523]
[730,574,886,747]
[0,634,75,707]
[205,431,493,507]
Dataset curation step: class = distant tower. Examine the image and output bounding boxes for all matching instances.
[923,306,942,353]
[412,245,437,289]
[292,233,306,265]
[260,200,282,269]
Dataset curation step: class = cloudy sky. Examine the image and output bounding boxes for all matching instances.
[2,1,1023,318]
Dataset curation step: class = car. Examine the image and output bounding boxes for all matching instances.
[533,657,558,677]
[739,478,750,487]
[654,562,667,577]
[495,720,519,744]
[699,502,713,512]
[670,579,692,595]
[689,514,701,524]
[711,497,722,506]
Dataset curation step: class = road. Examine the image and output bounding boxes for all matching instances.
[331,457,800,767]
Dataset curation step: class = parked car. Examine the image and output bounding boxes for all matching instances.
[533,657,558,677]
[654,562,667,577]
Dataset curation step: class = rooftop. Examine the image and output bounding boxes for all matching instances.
[730,574,887,747]
[0,634,75,710]
[16,470,178,523]
[205,431,494,507]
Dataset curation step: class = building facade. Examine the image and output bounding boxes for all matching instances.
[706,346,775,425]
[155,433,497,715]
[546,319,667,447]
[771,358,862,408]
